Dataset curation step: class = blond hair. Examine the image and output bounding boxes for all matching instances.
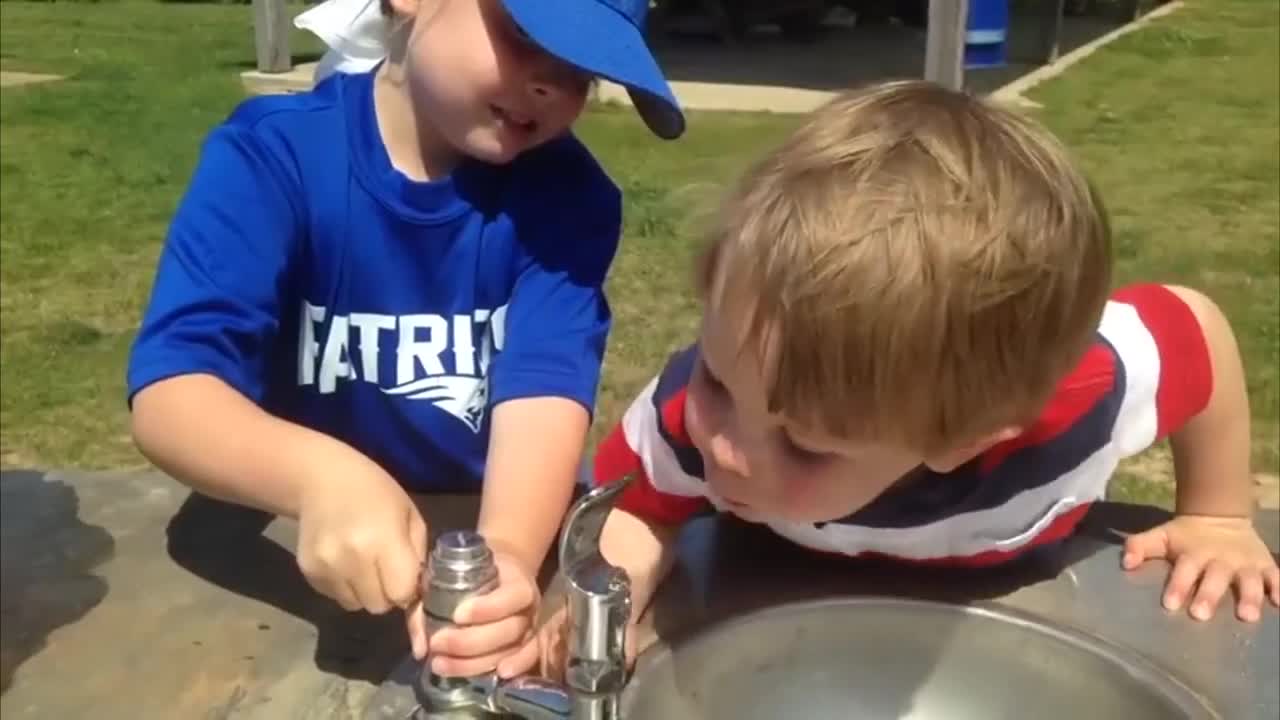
[698,80,1112,454]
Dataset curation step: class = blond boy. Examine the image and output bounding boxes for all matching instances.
[565,81,1280,669]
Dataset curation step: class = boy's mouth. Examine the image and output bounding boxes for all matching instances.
[490,104,538,137]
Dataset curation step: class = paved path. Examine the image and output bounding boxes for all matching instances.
[0,71,63,88]
[243,10,1140,113]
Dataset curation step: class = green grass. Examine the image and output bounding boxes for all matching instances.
[0,1,797,468]
[1023,0,1280,505]
[1,1,1277,514]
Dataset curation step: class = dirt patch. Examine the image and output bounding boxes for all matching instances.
[0,71,64,88]
[1119,446,1280,510]
[1255,473,1280,511]
[1119,445,1175,485]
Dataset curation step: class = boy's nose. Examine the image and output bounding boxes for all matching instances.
[707,433,750,479]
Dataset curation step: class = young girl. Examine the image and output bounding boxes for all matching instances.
[127,0,682,681]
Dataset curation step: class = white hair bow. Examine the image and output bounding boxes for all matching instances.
[294,0,389,82]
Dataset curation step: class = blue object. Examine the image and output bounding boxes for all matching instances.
[502,0,685,139]
[127,71,621,493]
[965,0,1009,69]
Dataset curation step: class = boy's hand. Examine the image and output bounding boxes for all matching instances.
[411,549,541,678]
[1122,515,1280,622]
[535,603,645,683]
[295,446,428,616]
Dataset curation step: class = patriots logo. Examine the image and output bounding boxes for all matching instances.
[382,375,489,433]
[299,302,509,434]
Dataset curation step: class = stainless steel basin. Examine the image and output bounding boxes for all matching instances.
[619,597,1216,720]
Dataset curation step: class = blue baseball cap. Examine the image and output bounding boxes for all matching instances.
[500,0,686,140]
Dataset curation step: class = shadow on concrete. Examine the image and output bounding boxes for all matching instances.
[164,492,409,685]
[0,470,114,695]
[164,490,548,688]
[641,4,1139,96]
[1084,500,1280,567]
[679,509,1104,610]
[641,499,1198,649]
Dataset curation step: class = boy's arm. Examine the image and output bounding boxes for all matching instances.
[534,506,680,682]
[428,147,621,678]
[477,396,588,575]
[128,122,311,514]
[1162,286,1253,518]
[588,379,711,620]
[133,374,358,519]
[476,145,623,572]
[600,507,683,628]
[130,124,428,618]
[1115,284,1279,621]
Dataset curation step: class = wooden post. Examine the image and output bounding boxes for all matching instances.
[1036,0,1067,64]
[253,0,292,74]
[923,0,968,90]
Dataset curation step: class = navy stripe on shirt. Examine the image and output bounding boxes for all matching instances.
[822,335,1126,529]
[644,335,1126,531]
[651,344,705,479]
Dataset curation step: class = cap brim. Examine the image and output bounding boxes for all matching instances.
[501,0,685,140]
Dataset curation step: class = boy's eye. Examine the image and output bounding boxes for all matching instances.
[698,360,728,396]
[705,371,725,394]
[782,432,829,465]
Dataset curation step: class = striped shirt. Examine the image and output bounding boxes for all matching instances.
[591,284,1213,567]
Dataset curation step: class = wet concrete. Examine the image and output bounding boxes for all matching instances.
[0,471,113,694]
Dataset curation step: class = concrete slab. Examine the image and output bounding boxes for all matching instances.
[595,79,836,114]
[2,468,1276,718]
[0,469,486,720]
[0,71,64,89]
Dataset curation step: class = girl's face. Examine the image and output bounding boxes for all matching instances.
[389,0,593,165]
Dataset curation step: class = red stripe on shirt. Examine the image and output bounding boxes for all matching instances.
[661,387,692,443]
[1111,283,1213,439]
[592,395,706,524]
[980,344,1117,472]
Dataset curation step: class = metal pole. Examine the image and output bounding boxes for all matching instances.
[924,0,969,90]
[253,0,292,73]
[1037,0,1067,64]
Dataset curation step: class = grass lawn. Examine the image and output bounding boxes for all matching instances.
[1,1,1276,508]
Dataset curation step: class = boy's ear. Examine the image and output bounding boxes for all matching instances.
[923,426,1023,473]
[387,0,418,19]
